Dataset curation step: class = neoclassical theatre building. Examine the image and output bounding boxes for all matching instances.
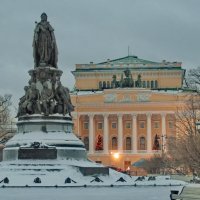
[70,55,190,171]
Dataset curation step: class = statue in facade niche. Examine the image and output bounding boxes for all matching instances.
[41,82,55,116]
[135,74,142,87]
[111,75,119,88]
[33,13,58,68]
[55,81,74,116]
[26,83,41,114]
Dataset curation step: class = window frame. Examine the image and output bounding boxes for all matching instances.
[139,121,145,129]
[169,121,174,129]
[97,122,103,130]
[139,136,146,150]
[154,121,159,128]
[125,121,131,129]
[83,122,89,130]
[111,136,118,150]
[125,137,132,150]
[111,122,117,129]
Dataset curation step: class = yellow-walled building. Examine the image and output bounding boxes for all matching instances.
[70,55,192,174]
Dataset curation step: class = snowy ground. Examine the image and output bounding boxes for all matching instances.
[0,159,187,200]
[0,160,186,187]
[0,186,183,200]
[0,160,188,199]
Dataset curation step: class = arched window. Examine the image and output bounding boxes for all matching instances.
[133,81,137,87]
[107,81,110,89]
[140,137,146,150]
[103,81,106,89]
[151,80,154,88]
[155,80,158,88]
[147,81,150,88]
[125,137,131,150]
[112,137,118,150]
[83,137,89,151]
[152,134,160,150]
[142,81,146,88]
[99,81,102,90]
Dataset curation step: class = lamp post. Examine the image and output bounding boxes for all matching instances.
[110,151,120,168]
[161,134,167,154]
[113,152,119,159]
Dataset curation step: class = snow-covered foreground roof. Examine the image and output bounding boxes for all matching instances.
[0,159,186,187]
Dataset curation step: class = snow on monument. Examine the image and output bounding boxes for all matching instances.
[3,12,86,161]
[0,14,115,187]
[0,13,187,187]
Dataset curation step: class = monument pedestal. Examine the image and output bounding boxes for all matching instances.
[3,115,86,161]
[0,114,110,187]
[0,13,133,187]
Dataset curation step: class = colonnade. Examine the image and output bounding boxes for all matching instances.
[76,112,170,154]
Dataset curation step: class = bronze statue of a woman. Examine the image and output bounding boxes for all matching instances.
[33,13,58,68]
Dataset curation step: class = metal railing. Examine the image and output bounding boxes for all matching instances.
[90,149,162,154]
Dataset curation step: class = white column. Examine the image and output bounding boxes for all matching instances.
[161,113,167,152]
[118,114,123,152]
[147,113,152,153]
[103,114,109,154]
[89,114,94,154]
[132,113,137,153]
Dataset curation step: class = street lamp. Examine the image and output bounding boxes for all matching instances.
[110,151,120,167]
[161,134,167,154]
[113,152,119,159]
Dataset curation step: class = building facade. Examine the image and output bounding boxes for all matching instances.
[70,55,190,172]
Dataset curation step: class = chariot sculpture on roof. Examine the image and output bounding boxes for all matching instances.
[111,68,142,89]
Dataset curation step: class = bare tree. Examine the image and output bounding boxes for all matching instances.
[169,96,200,176]
[140,153,185,175]
[140,67,200,176]
[165,67,200,175]
[139,155,165,174]
[0,94,12,141]
[185,67,200,91]
[141,97,200,176]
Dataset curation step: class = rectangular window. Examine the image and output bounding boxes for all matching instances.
[98,122,103,129]
[169,121,174,129]
[84,122,89,130]
[140,121,145,128]
[112,122,117,129]
[154,122,159,128]
[126,121,131,129]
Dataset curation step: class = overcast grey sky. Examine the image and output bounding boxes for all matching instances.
[1,0,200,114]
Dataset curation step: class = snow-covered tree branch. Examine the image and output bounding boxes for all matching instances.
[0,94,12,140]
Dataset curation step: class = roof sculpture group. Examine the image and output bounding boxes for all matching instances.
[111,68,142,89]
[17,13,74,118]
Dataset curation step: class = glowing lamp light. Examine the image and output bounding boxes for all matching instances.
[113,152,119,159]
